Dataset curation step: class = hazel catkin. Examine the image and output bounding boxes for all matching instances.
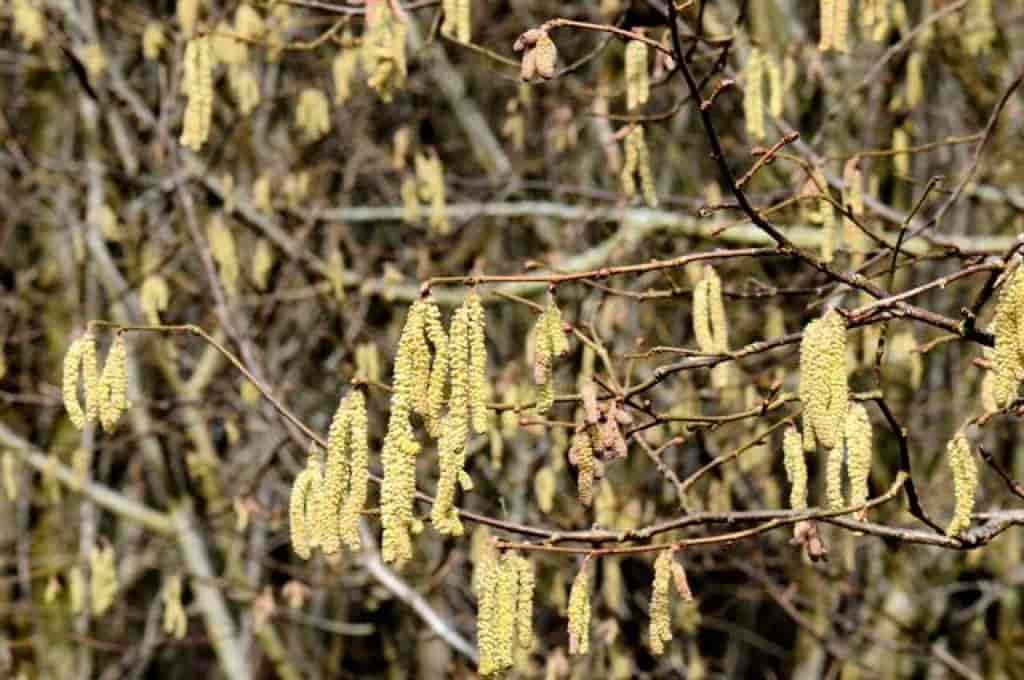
[180,36,214,151]
[743,48,765,141]
[799,309,848,451]
[289,467,314,560]
[567,563,591,655]
[844,403,873,509]
[97,333,129,433]
[946,432,977,537]
[782,425,808,511]
[625,39,649,111]
[649,549,673,655]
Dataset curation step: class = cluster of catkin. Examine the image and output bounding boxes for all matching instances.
[380,294,488,564]
[989,267,1024,409]
[63,331,129,433]
[742,48,786,141]
[68,543,119,617]
[531,295,570,413]
[649,548,694,655]
[431,294,488,535]
[514,29,558,81]
[363,2,408,103]
[440,0,471,43]
[475,547,535,675]
[289,390,369,558]
[620,125,658,207]
[945,431,977,537]
[799,309,848,453]
[692,265,730,389]
[624,39,649,111]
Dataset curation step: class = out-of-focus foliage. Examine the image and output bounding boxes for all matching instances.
[2,1,1024,678]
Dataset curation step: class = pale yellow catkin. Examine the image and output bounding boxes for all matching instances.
[619,126,639,200]
[905,52,924,108]
[649,549,673,655]
[177,0,201,36]
[819,0,836,51]
[140,275,170,325]
[625,40,649,111]
[571,431,595,507]
[782,426,807,510]
[743,48,765,141]
[1,451,18,501]
[844,403,873,508]
[333,48,359,106]
[432,305,469,535]
[295,88,331,141]
[380,302,429,565]
[991,268,1024,408]
[531,297,569,414]
[533,465,556,513]
[90,544,118,616]
[946,432,977,537]
[289,468,314,559]
[515,555,535,650]
[364,3,408,102]
[843,157,865,264]
[765,53,784,118]
[567,564,591,655]
[207,216,240,295]
[414,152,451,234]
[251,238,274,291]
[341,391,369,550]
[180,36,214,152]
[964,0,996,56]
[63,336,88,429]
[892,126,910,177]
[69,566,85,614]
[493,553,519,670]
[799,309,848,451]
[228,65,261,116]
[211,21,247,66]
[13,0,46,48]
[476,549,502,675]
[142,23,166,60]
[98,334,129,433]
[467,293,489,434]
[163,575,188,639]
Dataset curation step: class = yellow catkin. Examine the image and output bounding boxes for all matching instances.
[235,4,264,40]
[180,36,214,151]
[532,297,569,414]
[905,52,924,108]
[442,0,471,42]
[432,305,469,535]
[533,33,558,80]
[13,0,46,48]
[295,88,331,141]
[843,157,864,264]
[743,48,765,141]
[421,299,449,434]
[619,126,657,207]
[782,425,808,510]
[476,548,502,675]
[892,126,910,177]
[414,152,451,234]
[177,0,201,36]
[253,175,272,212]
[441,0,457,38]
[341,390,368,550]
[251,238,274,291]
[364,3,408,102]
[946,432,977,537]
[826,442,845,509]
[140,274,170,325]
[625,40,650,111]
[964,0,995,56]
[212,20,247,66]
[567,564,591,655]
[765,52,784,118]
[844,403,873,509]
[143,23,166,60]
[819,0,836,51]
[494,553,519,670]
[163,575,188,639]
[380,302,430,566]
[533,465,556,512]
[327,249,346,302]
[69,566,85,614]
[991,268,1024,407]
[98,334,129,433]
[325,390,367,552]
[466,293,489,434]
[322,397,352,555]
[799,309,848,451]
[228,65,260,115]
[289,467,314,559]
[570,431,595,506]
[207,216,240,296]
[620,126,638,200]
[90,544,118,616]
[649,549,673,655]
[332,48,359,105]
[515,555,535,650]
[2,452,18,501]
[63,336,87,429]
[82,333,100,425]
[693,266,729,388]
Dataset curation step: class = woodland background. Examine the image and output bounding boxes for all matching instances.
[2,0,1024,678]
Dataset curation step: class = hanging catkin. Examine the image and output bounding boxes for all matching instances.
[295,88,330,141]
[466,293,489,434]
[825,443,844,509]
[531,295,570,414]
[619,126,658,207]
[799,309,848,451]
[625,40,649,111]
[782,425,808,510]
[567,563,591,655]
[363,3,408,102]
[649,549,673,655]
[990,267,1024,408]
[692,265,730,389]
[97,333,129,433]
[844,403,873,509]
[90,543,118,616]
[289,466,314,560]
[180,36,213,151]
[945,431,977,537]
[765,52,784,118]
[743,48,765,141]
[207,216,239,295]
[432,305,470,535]
[162,574,188,639]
